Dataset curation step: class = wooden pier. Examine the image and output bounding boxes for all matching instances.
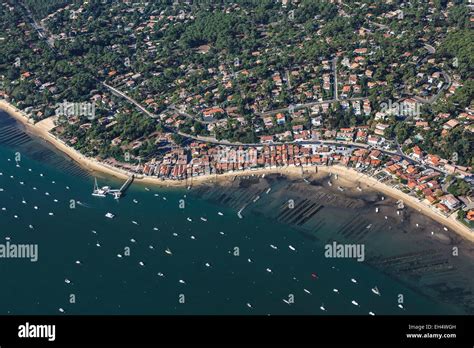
[109,175,134,199]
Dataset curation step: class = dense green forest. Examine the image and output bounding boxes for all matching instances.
[22,0,72,19]
[0,0,472,166]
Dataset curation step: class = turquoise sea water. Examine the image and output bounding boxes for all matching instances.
[0,112,458,315]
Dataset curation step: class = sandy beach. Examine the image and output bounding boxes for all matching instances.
[1,99,472,242]
[315,165,474,243]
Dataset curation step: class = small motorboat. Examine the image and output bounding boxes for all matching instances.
[371,286,381,296]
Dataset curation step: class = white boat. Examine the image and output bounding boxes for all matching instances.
[187,217,192,222]
[337,186,344,192]
[153,227,159,231]
[369,311,375,316]
[117,254,122,258]
[351,300,359,306]
[303,288,311,294]
[375,207,379,213]
[248,258,252,263]
[289,245,296,251]
[133,199,138,204]
[366,224,372,229]
[157,272,164,277]
[190,235,196,240]
[132,221,138,225]
[29,225,34,229]
[145,188,150,191]
[59,308,65,313]
[246,303,252,308]
[371,286,381,296]
[282,299,291,305]
[219,232,225,235]
[200,217,207,222]
[96,243,101,247]
[92,178,107,197]
[179,279,186,284]
[320,304,326,311]
[64,279,71,284]
[266,188,272,194]
[237,208,244,219]
[266,268,272,273]
[139,261,145,267]
[253,195,260,202]
[398,304,404,309]
[351,278,357,284]
[357,186,362,192]
[218,212,224,216]
[149,245,154,250]
[173,233,178,236]
[130,238,136,243]
[333,288,339,293]
[327,180,332,186]
[105,213,115,219]
[165,248,172,255]
[443,227,448,231]
[270,244,277,250]
[48,212,54,216]
[75,260,81,265]
[205,263,211,267]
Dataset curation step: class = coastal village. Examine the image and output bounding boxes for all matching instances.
[0,0,472,228]
[104,140,474,226]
